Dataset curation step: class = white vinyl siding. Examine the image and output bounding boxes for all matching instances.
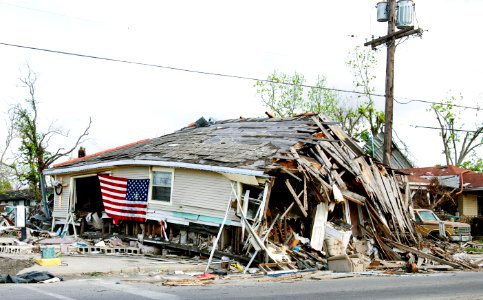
[52,176,71,220]
[149,168,236,220]
[51,166,240,223]
[111,166,149,179]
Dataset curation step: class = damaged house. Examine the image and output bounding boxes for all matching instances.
[43,114,421,270]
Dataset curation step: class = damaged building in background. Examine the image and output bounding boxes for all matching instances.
[42,114,435,271]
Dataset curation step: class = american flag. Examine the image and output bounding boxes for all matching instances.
[98,174,149,222]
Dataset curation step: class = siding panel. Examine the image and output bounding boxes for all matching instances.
[149,169,238,220]
[52,176,72,219]
[112,166,149,179]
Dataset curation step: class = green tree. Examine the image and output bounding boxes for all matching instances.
[6,67,91,199]
[460,155,482,172]
[430,95,482,167]
[346,46,385,138]
[254,71,305,117]
[255,72,364,137]
[255,47,384,141]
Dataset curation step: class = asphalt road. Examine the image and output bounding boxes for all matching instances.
[2,271,483,300]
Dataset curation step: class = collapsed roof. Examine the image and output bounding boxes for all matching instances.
[46,114,419,257]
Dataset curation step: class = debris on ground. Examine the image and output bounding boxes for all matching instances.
[0,270,61,284]
[1,114,482,281]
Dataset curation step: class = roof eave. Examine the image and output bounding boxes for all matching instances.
[43,159,268,177]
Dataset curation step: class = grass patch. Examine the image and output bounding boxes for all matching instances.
[464,247,483,253]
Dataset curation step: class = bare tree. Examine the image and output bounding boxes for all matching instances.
[431,95,482,167]
[6,66,91,199]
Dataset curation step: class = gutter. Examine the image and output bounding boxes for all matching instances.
[43,159,268,177]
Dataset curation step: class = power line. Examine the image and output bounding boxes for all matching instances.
[0,41,480,111]
[395,97,480,110]
[0,41,376,96]
[412,125,482,133]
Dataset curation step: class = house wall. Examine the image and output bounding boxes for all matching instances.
[458,193,478,216]
[148,168,238,224]
[51,166,240,226]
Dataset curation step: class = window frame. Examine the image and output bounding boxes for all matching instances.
[149,167,174,205]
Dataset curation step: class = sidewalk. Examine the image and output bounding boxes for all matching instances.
[3,253,207,277]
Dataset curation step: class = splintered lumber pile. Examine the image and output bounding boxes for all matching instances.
[232,114,453,273]
[267,115,419,254]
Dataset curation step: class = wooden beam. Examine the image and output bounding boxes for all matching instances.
[285,179,308,217]
[280,202,295,220]
[303,176,308,210]
[279,166,303,182]
[364,27,423,49]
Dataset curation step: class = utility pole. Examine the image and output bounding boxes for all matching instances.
[383,0,396,166]
[364,0,422,167]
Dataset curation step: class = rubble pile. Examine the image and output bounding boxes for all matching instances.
[226,115,480,274]
[1,114,482,279]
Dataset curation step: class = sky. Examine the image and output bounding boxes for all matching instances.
[0,0,481,168]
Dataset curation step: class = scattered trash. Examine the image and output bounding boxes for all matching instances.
[0,271,61,284]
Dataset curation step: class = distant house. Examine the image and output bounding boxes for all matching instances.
[364,132,413,169]
[0,189,36,208]
[0,189,37,227]
[401,166,483,217]
[44,114,416,257]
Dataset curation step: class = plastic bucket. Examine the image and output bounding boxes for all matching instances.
[41,247,56,259]
[221,256,230,270]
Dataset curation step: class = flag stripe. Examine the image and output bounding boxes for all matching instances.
[99,183,127,194]
[104,207,147,216]
[103,198,148,208]
[101,190,127,200]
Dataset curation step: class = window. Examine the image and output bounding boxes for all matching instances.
[151,170,173,203]
[417,210,439,222]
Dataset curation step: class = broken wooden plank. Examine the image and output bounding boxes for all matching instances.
[310,202,328,251]
[314,145,334,168]
[331,169,348,190]
[303,177,308,210]
[317,114,365,156]
[383,238,465,269]
[340,190,366,205]
[280,202,295,220]
[279,166,303,182]
[262,178,276,223]
[285,179,308,217]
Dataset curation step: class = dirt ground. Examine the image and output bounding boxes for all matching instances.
[0,257,34,275]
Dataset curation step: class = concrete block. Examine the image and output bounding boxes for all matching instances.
[0,237,16,246]
[0,245,33,254]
